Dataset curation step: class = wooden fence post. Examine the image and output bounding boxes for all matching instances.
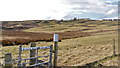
[0,43,2,66]
[30,42,36,66]
[4,53,12,68]
[18,44,22,67]
[113,39,116,56]
[53,34,58,67]
[22,63,26,68]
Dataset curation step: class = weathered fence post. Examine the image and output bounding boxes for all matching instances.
[18,44,22,67]
[49,45,53,68]
[22,63,26,68]
[0,42,2,66]
[113,39,116,56]
[4,53,12,68]
[0,22,2,65]
[30,42,36,66]
[53,34,58,67]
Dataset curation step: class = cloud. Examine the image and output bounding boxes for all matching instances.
[0,0,119,21]
[107,9,116,15]
[0,0,66,21]
[59,0,119,20]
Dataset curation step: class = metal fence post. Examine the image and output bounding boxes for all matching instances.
[30,42,36,66]
[49,45,53,68]
[4,53,12,68]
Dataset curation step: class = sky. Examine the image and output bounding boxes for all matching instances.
[0,0,119,21]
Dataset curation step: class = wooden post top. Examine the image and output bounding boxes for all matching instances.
[29,42,36,46]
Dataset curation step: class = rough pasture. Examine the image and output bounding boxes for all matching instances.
[2,30,90,46]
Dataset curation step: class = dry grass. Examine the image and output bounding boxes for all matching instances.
[100,56,118,66]
[1,20,118,66]
[2,30,90,46]
[1,33,118,66]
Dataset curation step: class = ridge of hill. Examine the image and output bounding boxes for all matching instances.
[2,19,118,30]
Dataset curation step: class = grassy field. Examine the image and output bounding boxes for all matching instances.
[22,21,117,33]
[1,19,119,66]
[1,33,118,66]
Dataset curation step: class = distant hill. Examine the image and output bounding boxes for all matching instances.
[2,19,117,30]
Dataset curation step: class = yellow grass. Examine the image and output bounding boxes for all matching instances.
[1,20,118,66]
[1,33,118,66]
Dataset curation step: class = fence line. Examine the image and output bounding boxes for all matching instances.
[3,43,53,68]
[1,34,59,68]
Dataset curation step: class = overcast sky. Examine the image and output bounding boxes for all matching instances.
[0,0,119,21]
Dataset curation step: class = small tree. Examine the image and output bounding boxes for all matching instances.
[73,17,77,20]
[60,19,63,22]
